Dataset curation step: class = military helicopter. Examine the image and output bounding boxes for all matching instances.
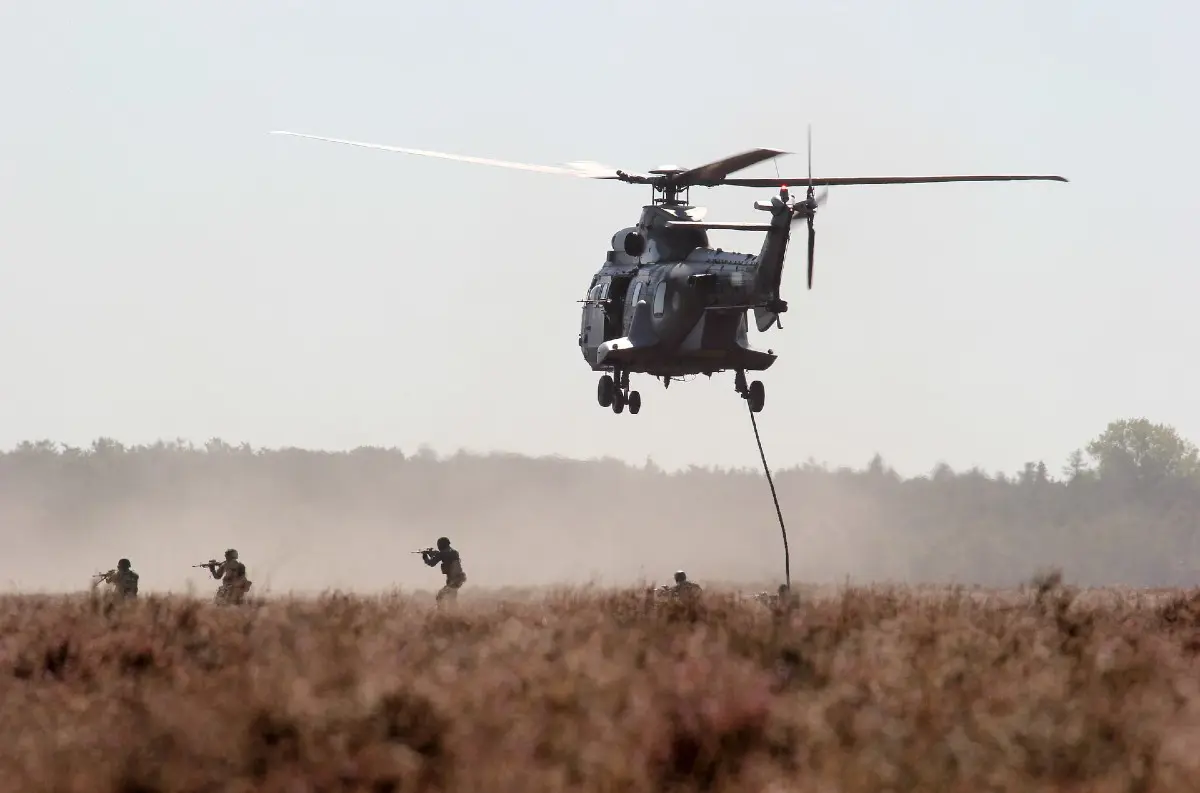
[271,129,1065,415]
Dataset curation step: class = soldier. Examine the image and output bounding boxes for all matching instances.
[776,583,799,608]
[420,536,467,605]
[671,569,702,598]
[202,548,253,605]
[94,558,139,599]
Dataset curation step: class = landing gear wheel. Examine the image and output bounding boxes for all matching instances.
[748,380,765,413]
[628,391,641,414]
[611,389,626,414]
[597,374,614,407]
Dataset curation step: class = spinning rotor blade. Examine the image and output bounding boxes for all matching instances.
[270,131,644,181]
[807,221,815,289]
[806,125,815,289]
[671,148,789,186]
[721,173,1069,188]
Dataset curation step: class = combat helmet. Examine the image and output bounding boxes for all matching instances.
[225,548,238,560]
[436,537,450,550]
[674,570,687,583]
[118,558,131,570]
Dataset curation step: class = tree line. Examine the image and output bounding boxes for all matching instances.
[1,418,1197,589]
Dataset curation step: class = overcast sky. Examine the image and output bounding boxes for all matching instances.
[0,0,1194,477]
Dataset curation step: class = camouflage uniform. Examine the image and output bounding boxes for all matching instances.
[96,558,139,599]
[207,548,252,605]
[421,537,466,605]
[671,570,702,599]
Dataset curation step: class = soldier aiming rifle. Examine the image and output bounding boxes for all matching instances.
[92,558,139,599]
[417,536,467,606]
[194,548,252,605]
[652,570,702,603]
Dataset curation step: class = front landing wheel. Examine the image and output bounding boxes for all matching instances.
[597,374,614,407]
[611,389,626,414]
[628,391,641,414]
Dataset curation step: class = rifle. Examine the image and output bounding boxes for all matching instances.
[91,569,114,588]
[412,548,434,555]
[191,560,218,569]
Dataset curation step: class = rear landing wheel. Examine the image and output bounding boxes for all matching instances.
[597,374,614,407]
[748,380,765,413]
[611,389,626,414]
[628,391,641,414]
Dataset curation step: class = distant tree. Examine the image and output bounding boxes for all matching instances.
[1085,418,1200,484]
[1017,461,1050,485]
[90,438,125,456]
[867,453,886,476]
[1062,448,1092,482]
[931,462,955,482]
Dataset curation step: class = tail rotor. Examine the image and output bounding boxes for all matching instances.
[801,124,827,289]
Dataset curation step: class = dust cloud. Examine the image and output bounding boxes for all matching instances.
[1,442,1192,594]
[0,446,886,595]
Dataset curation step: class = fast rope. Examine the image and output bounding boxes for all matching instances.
[747,401,791,591]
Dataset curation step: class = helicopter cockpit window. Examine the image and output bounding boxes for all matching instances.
[652,281,667,317]
[630,281,643,307]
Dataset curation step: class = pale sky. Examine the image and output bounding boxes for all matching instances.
[1,1,1195,478]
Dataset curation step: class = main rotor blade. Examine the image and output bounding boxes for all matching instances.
[720,174,1068,188]
[270,131,643,181]
[672,148,789,186]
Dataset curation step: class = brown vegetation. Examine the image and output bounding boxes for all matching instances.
[3,579,1200,792]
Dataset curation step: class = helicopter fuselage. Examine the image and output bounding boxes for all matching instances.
[579,254,776,378]
[578,203,781,379]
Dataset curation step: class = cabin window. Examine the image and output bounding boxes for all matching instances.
[630,281,643,306]
[652,281,666,317]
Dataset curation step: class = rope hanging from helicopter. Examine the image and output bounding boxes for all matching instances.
[746,396,791,592]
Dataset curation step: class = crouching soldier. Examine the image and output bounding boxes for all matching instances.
[202,548,252,605]
[420,536,466,606]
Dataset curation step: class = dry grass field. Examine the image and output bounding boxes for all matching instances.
[3,576,1200,793]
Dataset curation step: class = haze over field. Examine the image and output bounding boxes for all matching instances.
[2,417,1196,594]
